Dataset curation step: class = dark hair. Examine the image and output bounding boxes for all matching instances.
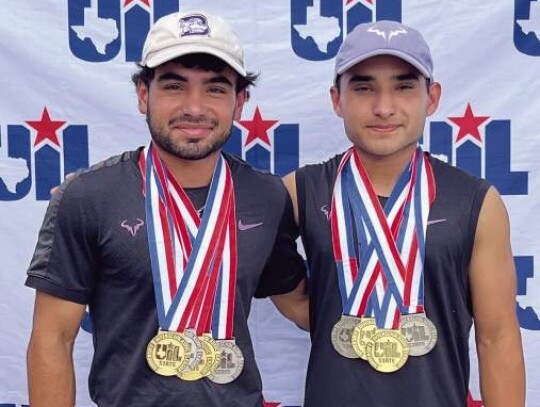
[131,53,258,94]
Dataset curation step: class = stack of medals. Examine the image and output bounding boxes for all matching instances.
[140,144,244,383]
[330,147,438,373]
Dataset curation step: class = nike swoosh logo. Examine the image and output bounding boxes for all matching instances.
[427,218,447,226]
[238,220,264,231]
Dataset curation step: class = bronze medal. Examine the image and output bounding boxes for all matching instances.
[331,315,362,359]
[207,339,244,384]
[146,330,190,376]
[351,317,377,360]
[179,333,220,381]
[365,329,409,373]
[400,313,438,356]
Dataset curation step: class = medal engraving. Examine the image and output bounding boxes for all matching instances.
[400,313,438,356]
[365,329,409,373]
[351,317,377,360]
[331,315,361,359]
[146,331,190,376]
[180,334,219,381]
[208,339,244,384]
[178,329,203,376]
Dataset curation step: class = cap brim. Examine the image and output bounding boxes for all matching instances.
[335,49,431,81]
[144,44,247,77]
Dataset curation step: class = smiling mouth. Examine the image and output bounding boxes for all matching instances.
[368,124,400,132]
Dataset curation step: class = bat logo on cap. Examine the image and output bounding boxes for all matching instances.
[367,26,407,41]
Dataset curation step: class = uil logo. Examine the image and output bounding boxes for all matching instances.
[0,107,89,201]
[426,104,539,331]
[224,107,299,177]
[68,0,180,63]
[290,0,402,61]
[514,0,540,56]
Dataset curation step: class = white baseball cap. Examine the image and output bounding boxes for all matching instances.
[141,11,246,77]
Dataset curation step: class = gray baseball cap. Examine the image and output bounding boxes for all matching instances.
[334,20,433,83]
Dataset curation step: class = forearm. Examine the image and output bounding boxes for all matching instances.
[477,329,525,407]
[27,335,76,407]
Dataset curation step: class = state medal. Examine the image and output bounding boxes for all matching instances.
[331,315,362,359]
[207,339,244,384]
[146,331,190,376]
[177,329,203,377]
[179,334,219,381]
[365,329,409,373]
[351,317,377,360]
[400,313,438,356]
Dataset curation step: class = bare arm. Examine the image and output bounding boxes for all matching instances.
[27,291,86,407]
[271,278,309,330]
[268,172,309,330]
[470,187,525,407]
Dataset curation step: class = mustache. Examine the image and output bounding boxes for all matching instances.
[169,115,217,127]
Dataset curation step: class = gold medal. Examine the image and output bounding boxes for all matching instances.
[331,315,362,359]
[351,317,377,360]
[179,334,220,381]
[207,338,244,384]
[146,330,190,376]
[365,329,409,373]
[400,313,438,356]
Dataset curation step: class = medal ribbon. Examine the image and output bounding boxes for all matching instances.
[331,147,435,329]
[140,144,236,333]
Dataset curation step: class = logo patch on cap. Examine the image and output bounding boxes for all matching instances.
[179,14,210,37]
[367,26,407,41]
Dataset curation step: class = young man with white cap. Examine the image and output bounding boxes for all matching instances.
[284,20,525,407]
[25,11,307,407]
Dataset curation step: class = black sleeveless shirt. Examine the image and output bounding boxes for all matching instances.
[297,153,490,407]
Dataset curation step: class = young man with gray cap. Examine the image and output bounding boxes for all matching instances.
[283,20,525,407]
[25,11,307,407]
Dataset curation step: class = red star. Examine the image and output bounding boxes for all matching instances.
[124,0,150,7]
[238,107,278,147]
[26,107,66,148]
[263,401,281,407]
[467,391,484,407]
[448,103,490,144]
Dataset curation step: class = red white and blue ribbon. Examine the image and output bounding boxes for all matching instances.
[140,144,237,337]
[331,147,435,329]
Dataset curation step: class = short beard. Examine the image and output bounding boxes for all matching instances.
[147,112,231,161]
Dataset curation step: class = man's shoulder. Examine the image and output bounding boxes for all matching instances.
[57,149,140,199]
[428,153,490,188]
[296,152,346,180]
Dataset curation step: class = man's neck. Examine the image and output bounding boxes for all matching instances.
[154,146,220,188]
[355,146,416,198]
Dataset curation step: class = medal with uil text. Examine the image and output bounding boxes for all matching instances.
[208,338,245,384]
[400,313,438,356]
[350,317,378,360]
[141,146,236,379]
[146,330,190,376]
[365,329,409,373]
[331,315,362,359]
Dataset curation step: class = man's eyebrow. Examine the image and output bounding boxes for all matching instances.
[348,75,374,83]
[156,72,186,82]
[394,73,421,81]
[205,75,233,87]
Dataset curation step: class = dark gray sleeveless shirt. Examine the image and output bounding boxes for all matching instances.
[297,153,490,407]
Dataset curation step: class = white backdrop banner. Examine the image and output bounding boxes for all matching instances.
[1,1,539,406]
